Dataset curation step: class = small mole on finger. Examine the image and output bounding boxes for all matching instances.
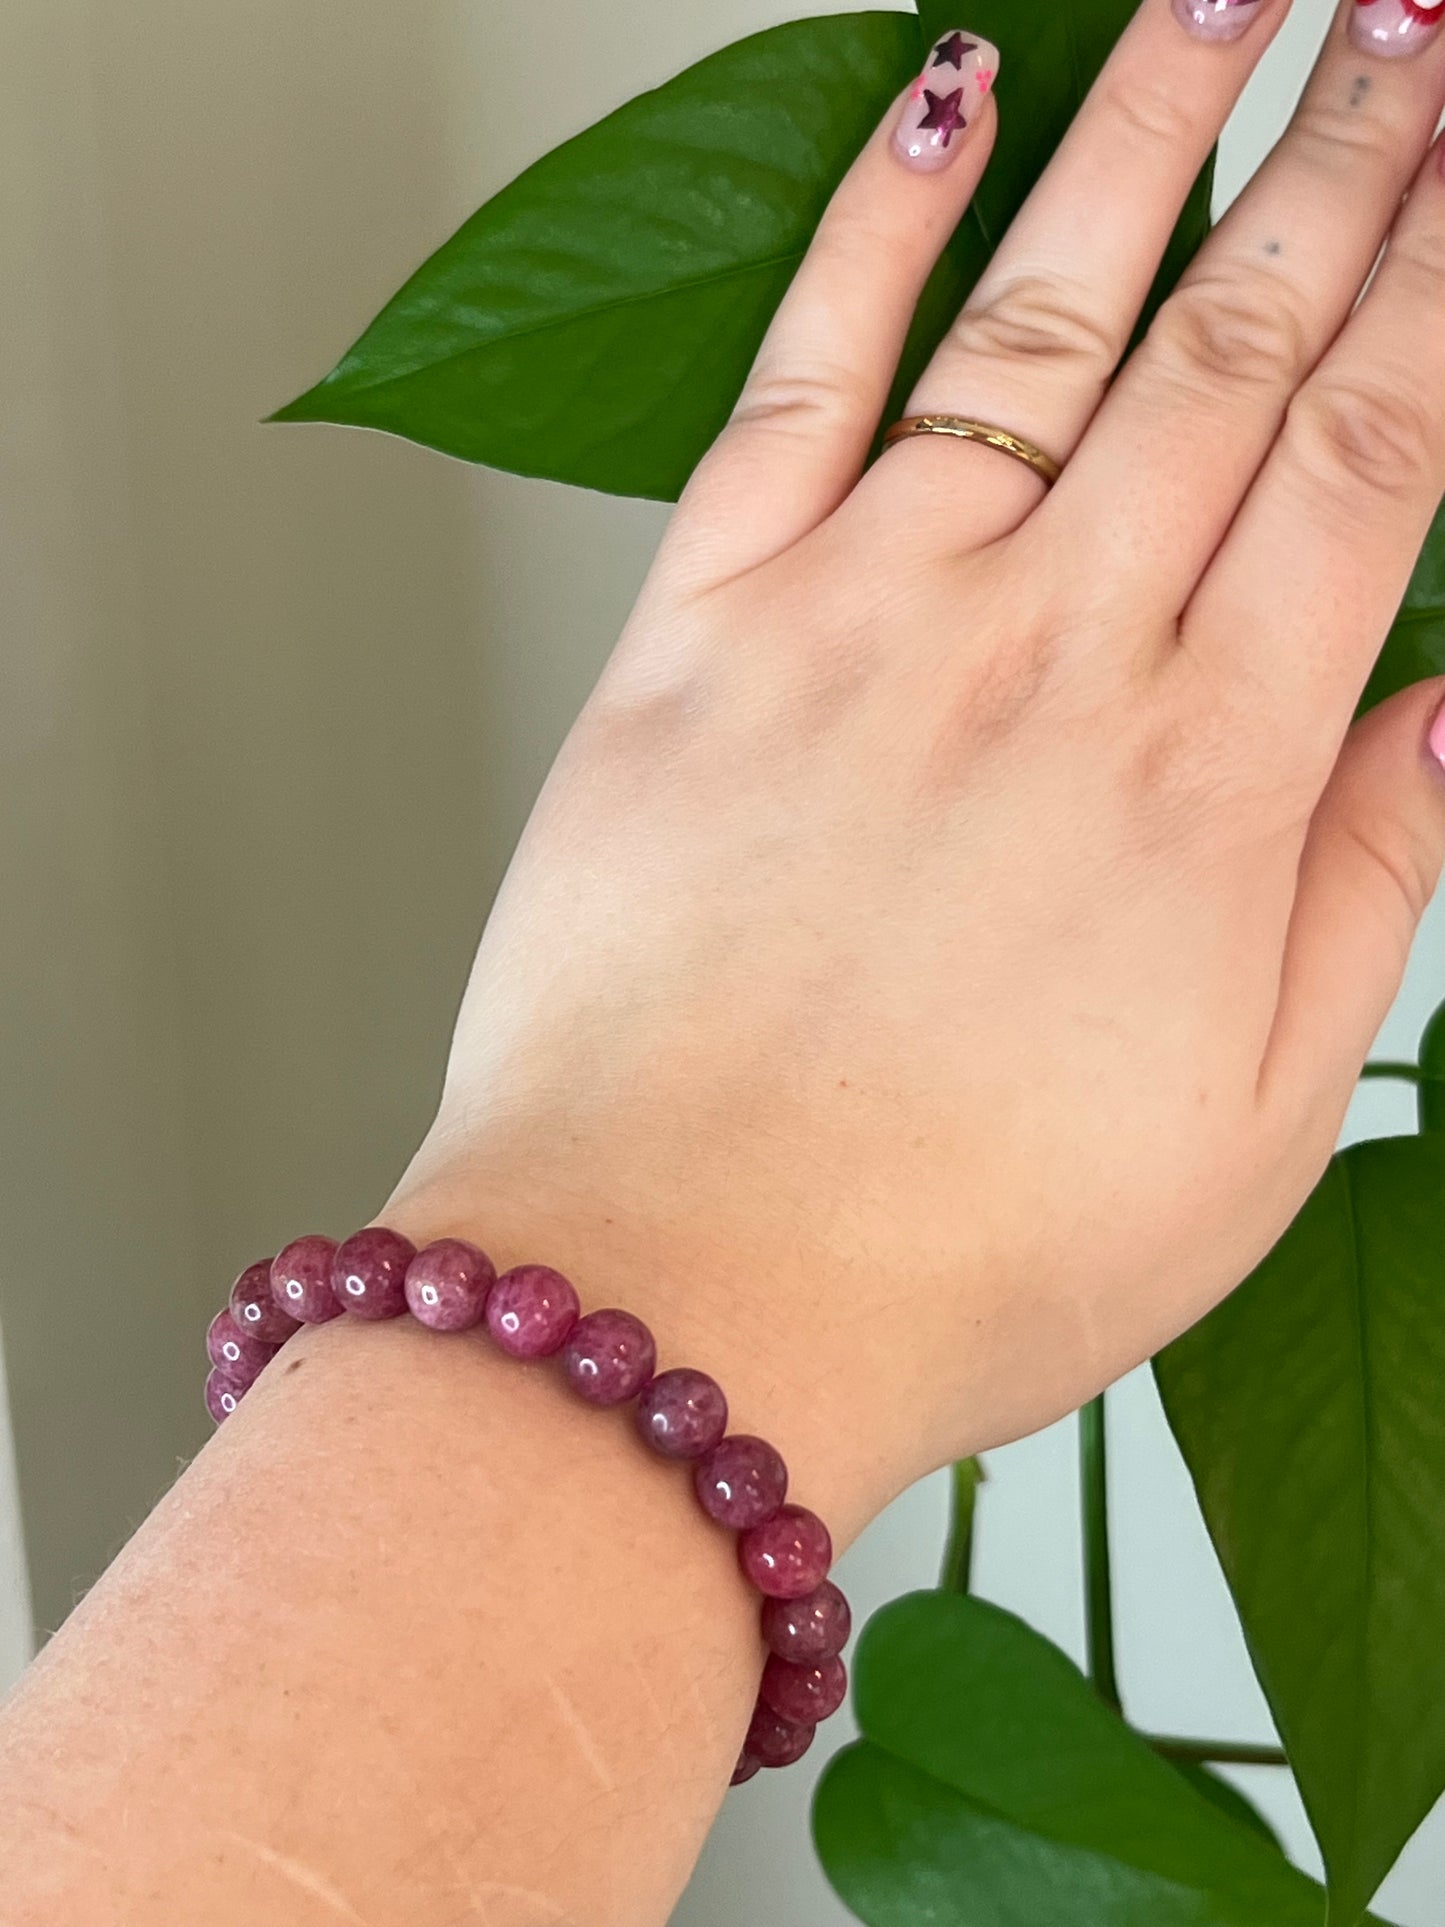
[1263,239,1283,257]
[1349,73,1371,108]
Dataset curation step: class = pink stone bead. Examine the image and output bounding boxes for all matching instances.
[229,1259,299,1346]
[206,1309,275,1384]
[404,1238,496,1333]
[486,1264,580,1359]
[561,1308,656,1407]
[205,1368,250,1425]
[761,1581,852,1664]
[760,1653,847,1726]
[739,1505,833,1599]
[271,1236,343,1324]
[331,1226,416,1320]
[635,1368,728,1461]
[744,1702,815,1769]
[694,1434,788,1529]
[730,1749,761,1787]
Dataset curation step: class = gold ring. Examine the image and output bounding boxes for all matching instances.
[882,414,1062,487]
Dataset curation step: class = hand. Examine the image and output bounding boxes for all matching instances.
[391,0,1445,1509]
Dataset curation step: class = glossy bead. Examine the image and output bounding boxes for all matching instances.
[205,1310,275,1384]
[486,1264,580,1359]
[405,1238,496,1332]
[331,1226,416,1320]
[205,1368,250,1424]
[271,1236,343,1324]
[761,1581,852,1664]
[744,1702,815,1769]
[730,1749,761,1787]
[561,1308,656,1406]
[694,1434,788,1529]
[739,1505,833,1599]
[229,1259,298,1346]
[635,1368,728,1461]
[760,1653,847,1726]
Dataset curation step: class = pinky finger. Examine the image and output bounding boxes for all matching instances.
[663,29,1000,588]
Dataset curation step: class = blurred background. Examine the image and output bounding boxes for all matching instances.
[1,0,1441,1918]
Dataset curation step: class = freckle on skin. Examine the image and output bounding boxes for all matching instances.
[1350,73,1371,108]
[1264,240,1282,257]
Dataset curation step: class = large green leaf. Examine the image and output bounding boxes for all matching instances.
[1361,501,1445,712]
[813,1590,1337,1926]
[273,13,921,498]
[274,4,1213,500]
[1156,1135,1445,1925]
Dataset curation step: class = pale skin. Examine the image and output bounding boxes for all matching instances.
[6,0,1445,1920]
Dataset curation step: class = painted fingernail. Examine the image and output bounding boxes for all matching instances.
[1429,699,1445,771]
[1351,0,1445,59]
[893,30,1000,174]
[1173,0,1265,42]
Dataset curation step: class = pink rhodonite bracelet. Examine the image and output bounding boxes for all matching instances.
[206,1226,852,1784]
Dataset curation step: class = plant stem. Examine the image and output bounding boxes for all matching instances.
[939,1458,985,1595]
[1148,1735,1289,1768]
[1080,1394,1121,1713]
[1360,1061,1422,1084]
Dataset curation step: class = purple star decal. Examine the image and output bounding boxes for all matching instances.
[932,32,978,68]
[918,88,967,146]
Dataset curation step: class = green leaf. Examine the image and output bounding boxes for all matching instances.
[1156,1136,1445,1925]
[813,1590,1334,1926]
[1418,996,1445,1134]
[1171,1761,1283,1853]
[1360,500,1445,712]
[273,13,921,499]
[274,4,1213,500]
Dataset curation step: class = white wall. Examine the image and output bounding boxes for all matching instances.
[1,0,1441,1918]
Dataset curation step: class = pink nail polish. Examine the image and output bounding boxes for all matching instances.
[1351,0,1445,59]
[893,30,1000,174]
[1429,699,1445,771]
[1173,0,1265,43]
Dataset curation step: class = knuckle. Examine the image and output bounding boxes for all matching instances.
[1150,274,1310,393]
[1339,813,1438,940]
[1291,95,1402,176]
[1287,376,1440,503]
[1097,71,1199,154]
[729,361,870,436]
[950,274,1119,383]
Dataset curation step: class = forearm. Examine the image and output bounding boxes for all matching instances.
[0,1175,923,1927]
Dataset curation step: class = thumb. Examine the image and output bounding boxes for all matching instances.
[1260,678,1445,1127]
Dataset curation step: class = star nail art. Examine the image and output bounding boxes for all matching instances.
[894,30,1000,173]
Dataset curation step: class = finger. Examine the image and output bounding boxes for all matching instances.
[663,31,1000,588]
[1182,126,1445,737]
[1257,680,1445,1127]
[854,0,1289,550]
[1061,0,1445,615]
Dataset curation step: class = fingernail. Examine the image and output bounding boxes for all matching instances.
[893,30,1000,174]
[1351,0,1445,59]
[1429,698,1445,771]
[1173,0,1265,43]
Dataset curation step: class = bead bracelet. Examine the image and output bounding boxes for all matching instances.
[205,1226,852,1785]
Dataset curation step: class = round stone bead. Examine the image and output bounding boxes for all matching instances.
[271,1236,343,1324]
[206,1309,275,1384]
[730,1749,761,1787]
[694,1434,788,1530]
[561,1308,656,1407]
[404,1238,496,1333]
[635,1368,728,1461]
[760,1653,847,1726]
[761,1580,852,1664]
[331,1226,416,1320]
[486,1264,580,1359]
[229,1259,298,1346]
[739,1505,833,1599]
[744,1702,815,1770]
[205,1368,250,1425]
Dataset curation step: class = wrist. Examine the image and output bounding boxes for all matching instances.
[381,1129,954,1546]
